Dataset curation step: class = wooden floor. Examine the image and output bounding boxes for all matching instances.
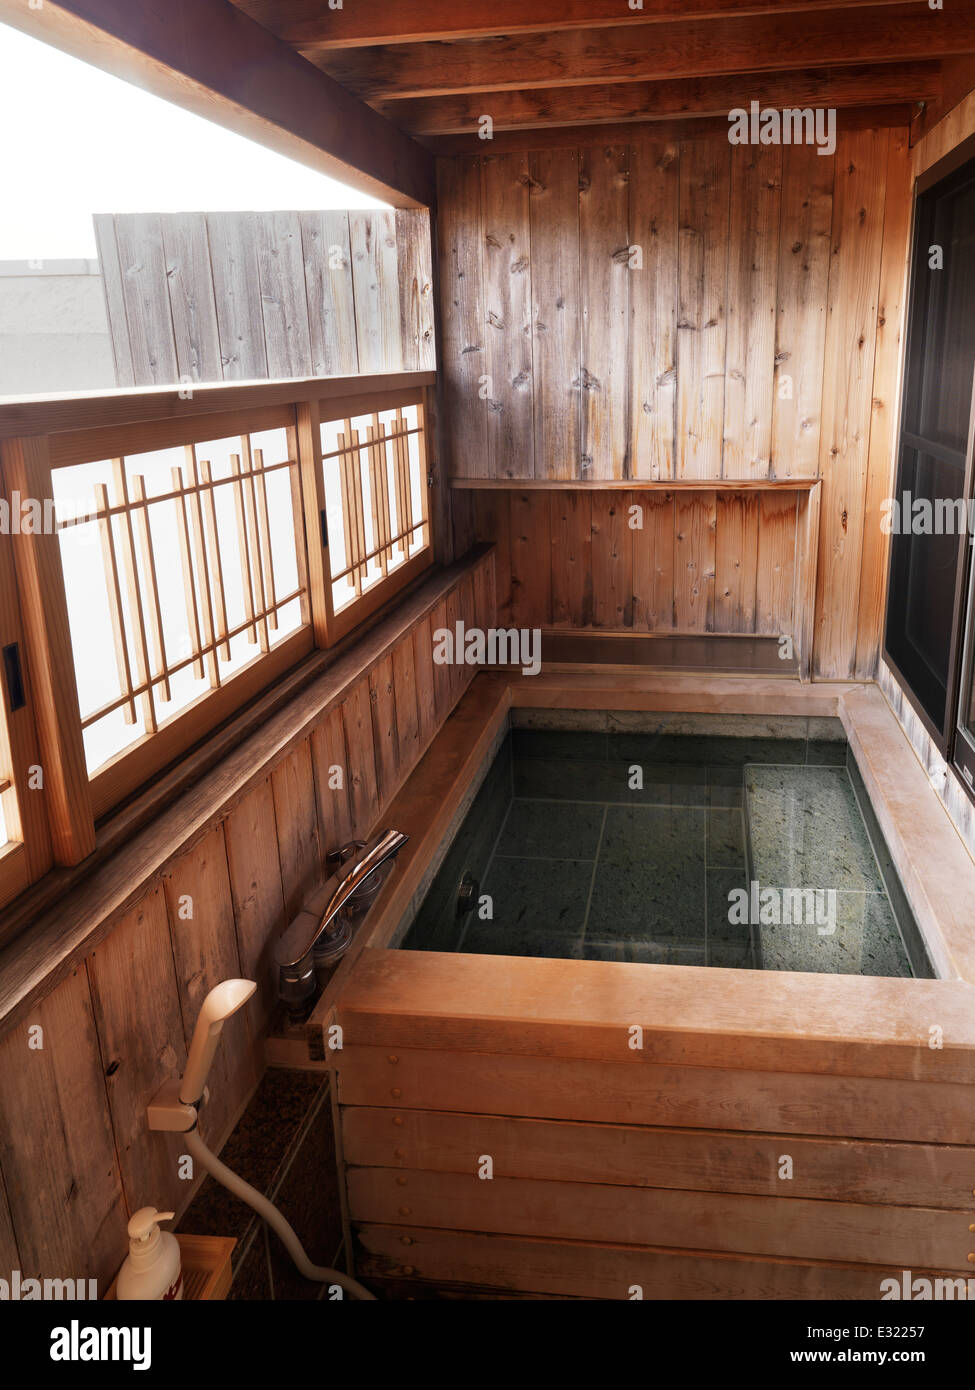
[310,671,975,1300]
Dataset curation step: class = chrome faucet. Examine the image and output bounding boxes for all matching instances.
[273,828,408,1012]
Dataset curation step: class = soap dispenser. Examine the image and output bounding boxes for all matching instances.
[117,1207,183,1300]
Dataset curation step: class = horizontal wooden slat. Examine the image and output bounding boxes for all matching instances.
[335,949,975,1083]
[348,1167,975,1270]
[316,9,975,100]
[449,477,819,490]
[341,1107,975,1211]
[335,1045,975,1144]
[235,0,925,48]
[354,1223,968,1300]
[0,371,436,441]
[385,62,941,134]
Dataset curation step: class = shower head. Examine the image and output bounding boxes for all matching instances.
[178,979,256,1107]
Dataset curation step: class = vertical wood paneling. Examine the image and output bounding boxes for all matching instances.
[723,146,781,480]
[529,147,581,479]
[300,210,360,377]
[629,141,679,481]
[224,779,287,1031]
[101,209,426,387]
[677,142,730,479]
[395,208,436,373]
[441,132,904,678]
[0,968,128,1288]
[481,152,535,479]
[256,212,314,379]
[205,213,269,381]
[436,156,487,479]
[160,213,222,384]
[391,635,421,769]
[579,145,630,480]
[87,887,189,1217]
[162,828,258,1146]
[550,490,593,626]
[756,491,799,635]
[0,1172,18,1276]
[411,614,439,748]
[771,146,834,478]
[635,491,676,631]
[591,493,631,628]
[510,490,552,628]
[814,129,889,680]
[369,653,399,805]
[92,214,135,386]
[351,210,404,374]
[855,127,913,680]
[674,490,716,631]
[714,493,760,633]
[111,214,181,386]
[343,679,381,838]
[272,741,323,920]
[311,705,355,855]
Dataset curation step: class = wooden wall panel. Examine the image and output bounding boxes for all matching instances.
[271,742,323,921]
[723,146,781,480]
[814,129,889,679]
[0,968,128,1288]
[480,153,535,480]
[355,1224,962,1301]
[529,147,581,479]
[162,828,259,1146]
[677,141,730,480]
[349,1167,973,1272]
[87,887,189,1217]
[580,145,630,480]
[224,779,287,1032]
[436,156,486,480]
[468,488,802,637]
[337,1044,975,1144]
[342,1107,975,1212]
[770,145,833,479]
[629,141,679,482]
[95,209,435,388]
[440,128,905,675]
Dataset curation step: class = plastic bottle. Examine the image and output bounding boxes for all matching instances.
[116,1207,183,1300]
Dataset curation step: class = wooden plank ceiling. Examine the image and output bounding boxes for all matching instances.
[230,0,975,149]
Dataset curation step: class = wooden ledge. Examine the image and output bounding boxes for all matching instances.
[450,477,819,491]
[838,684,975,987]
[335,948,975,1084]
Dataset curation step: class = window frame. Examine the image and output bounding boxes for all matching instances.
[0,372,436,893]
[296,386,436,649]
[881,135,975,805]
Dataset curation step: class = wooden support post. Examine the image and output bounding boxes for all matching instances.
[795,480,822,683]
[1,436,96,864]
[294,400,334,648]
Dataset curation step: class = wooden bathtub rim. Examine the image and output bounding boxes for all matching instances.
[303,670,975,1079]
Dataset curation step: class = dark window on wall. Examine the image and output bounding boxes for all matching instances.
[884,148,975,750]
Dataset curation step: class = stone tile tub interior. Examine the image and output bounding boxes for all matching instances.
[401,713,933,978]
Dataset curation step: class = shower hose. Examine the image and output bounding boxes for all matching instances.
[184,1126,377,1300]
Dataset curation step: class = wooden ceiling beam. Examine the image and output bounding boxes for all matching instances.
[312,4,975,100]
[231,0,923,49]
[379,62,942,135]
[428,105,917,156]
[0,0,435,207]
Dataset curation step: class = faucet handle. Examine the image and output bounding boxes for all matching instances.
[326,840,366,873]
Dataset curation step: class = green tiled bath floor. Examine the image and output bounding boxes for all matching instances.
[402,723,930,977]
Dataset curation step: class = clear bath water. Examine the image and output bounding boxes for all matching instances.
[401,716,932,978]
